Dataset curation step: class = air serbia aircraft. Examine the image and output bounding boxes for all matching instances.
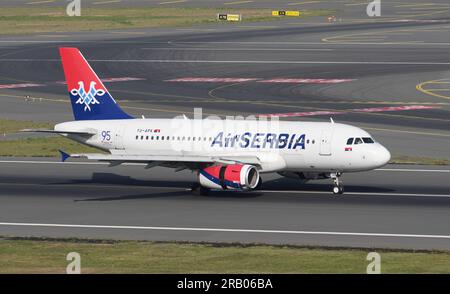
[26,48,391,195]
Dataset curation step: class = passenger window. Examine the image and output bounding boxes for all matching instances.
[362,137,374,144]
[347,138,354,145]
[354,138,363,145]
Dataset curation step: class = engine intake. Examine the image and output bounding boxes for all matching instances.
[199,164,259,190]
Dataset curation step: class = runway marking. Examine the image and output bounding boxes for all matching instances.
[0,160,448,172]
[271,188,449,199]
[159,0,187,4]
[26,0,54,4]
[258,78,355,84]
[260,190,450,198]
[224,0,253,5]
[417,78,450,101]
[345,2,370,6]
[166,77,260,83]
[141,47,334,51]
[3,59,450,66]
[0,83,44,89]
[165,78,354,84]
[92,0,122,4]
[259,105,437,118]
[0,222,449,239]
[287,1,321,5]
[377,168,450,173]
[4,40,450,46]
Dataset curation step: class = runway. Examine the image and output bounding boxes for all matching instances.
[0,159,449,250]
[0,1,449,250]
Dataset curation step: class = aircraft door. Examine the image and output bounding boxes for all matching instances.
[113,125,125,150]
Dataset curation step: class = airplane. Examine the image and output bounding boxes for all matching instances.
[25,47,391,195]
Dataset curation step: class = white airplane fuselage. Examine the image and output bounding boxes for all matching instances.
[56,119,391,174]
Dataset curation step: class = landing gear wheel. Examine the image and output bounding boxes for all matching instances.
[333,186,344,195]
[331,172,344,195]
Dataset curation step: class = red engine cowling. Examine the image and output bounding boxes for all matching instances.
[199,164,260,190]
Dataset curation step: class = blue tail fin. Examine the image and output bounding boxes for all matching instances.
[59,47,133,121]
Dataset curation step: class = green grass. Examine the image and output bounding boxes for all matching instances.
[0,119,52,135]
[0,137,99,157]
[1,238,449,273]
[390,155,450,166]
[0,7,333,35]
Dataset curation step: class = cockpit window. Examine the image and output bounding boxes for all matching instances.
[346,138,354,145]
[354,138,363,145]
[362,137,375,144]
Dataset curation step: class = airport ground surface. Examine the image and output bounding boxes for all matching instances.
[0,158,449,250]
[0,1,449,249]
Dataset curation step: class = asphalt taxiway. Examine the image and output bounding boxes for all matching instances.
[0,1,449,249]
[0,158,449,250]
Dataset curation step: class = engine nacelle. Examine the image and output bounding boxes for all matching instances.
[199,164,260,190]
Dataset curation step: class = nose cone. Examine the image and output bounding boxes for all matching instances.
[374,145,391,167]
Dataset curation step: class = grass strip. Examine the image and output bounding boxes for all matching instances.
[0,7,333,35]
[1,238,449,273]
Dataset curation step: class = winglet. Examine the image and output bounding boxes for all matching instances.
[58,149,71,162]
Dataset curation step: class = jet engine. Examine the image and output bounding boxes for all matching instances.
[199,164,260,190]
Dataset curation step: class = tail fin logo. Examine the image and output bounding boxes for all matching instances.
[70,81,105,111]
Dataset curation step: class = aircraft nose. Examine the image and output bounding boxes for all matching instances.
[374,145,391,167]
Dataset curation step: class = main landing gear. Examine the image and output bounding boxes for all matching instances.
[191,182,210,196]
[331,172,344,195]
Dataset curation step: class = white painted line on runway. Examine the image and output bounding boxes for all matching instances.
[260,190,450,198]
[166,77,354,83]
[2,41,450,46]
[2,59,450,66]
[0,222,449,239]
[166,77,260,83]
[376,168,450,173]
[141,47,334,51]
[257,78,355,84]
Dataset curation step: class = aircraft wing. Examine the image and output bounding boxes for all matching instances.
[60,151,262,169]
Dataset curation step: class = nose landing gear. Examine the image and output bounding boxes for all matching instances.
[331,172,344,195]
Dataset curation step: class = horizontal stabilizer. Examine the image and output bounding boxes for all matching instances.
[58,149,71,162]
[21,129,96,136]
